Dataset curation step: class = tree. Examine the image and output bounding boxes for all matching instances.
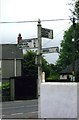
[22,50,50,78]
[75,0,79,18]
[67,0,78,16]
[56,23,79,71]
[42,57,50,78]
[47,64,60,80]
[56,26,73,70]
[68,0,79,18]
[23,50,37,75]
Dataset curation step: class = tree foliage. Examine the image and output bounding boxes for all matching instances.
[56,23,79,71]
[42,57,50,78]
[23,50,37,75]
[75,0,79,17]
[68,0,79,17]
[22,50,50,78]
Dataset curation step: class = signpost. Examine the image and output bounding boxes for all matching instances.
[42,47,59,54]
[22,38,38,48]
[17,20,56,118]
[17,37,38,49]
[37,19,42,118]
[41,28,53,39]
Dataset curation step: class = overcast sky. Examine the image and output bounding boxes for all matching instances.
[0,0,72,64]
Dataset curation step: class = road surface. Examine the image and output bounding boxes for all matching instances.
[2,99,38,119]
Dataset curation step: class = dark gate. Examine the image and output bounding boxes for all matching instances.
[14,75,37,100]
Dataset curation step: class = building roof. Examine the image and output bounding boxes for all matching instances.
[0,44,23,59]
[60,59,79,74]
[75,59,79,73]
[60,65,72,75]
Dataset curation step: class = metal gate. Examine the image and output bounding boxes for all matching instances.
[14,75,37,100]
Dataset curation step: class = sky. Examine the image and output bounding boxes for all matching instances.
[0,0,72,64]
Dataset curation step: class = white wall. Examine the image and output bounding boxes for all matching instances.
[40,82,77,118]
[60,74,72,79]
[60,74,67,79]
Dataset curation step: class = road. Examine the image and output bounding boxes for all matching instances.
[1,98,78,120]
[2,99,38,119]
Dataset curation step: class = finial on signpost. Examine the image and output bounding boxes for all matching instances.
[38,19,41,25]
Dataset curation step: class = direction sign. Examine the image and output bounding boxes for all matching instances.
[41,28,53,39]
[22,38,38,49]
[42,47,59,54]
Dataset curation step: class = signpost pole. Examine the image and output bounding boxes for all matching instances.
[37,19,42,118]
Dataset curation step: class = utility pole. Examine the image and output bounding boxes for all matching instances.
[37,19,42,118]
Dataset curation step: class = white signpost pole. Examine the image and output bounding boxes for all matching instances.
[37,19,42,118]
